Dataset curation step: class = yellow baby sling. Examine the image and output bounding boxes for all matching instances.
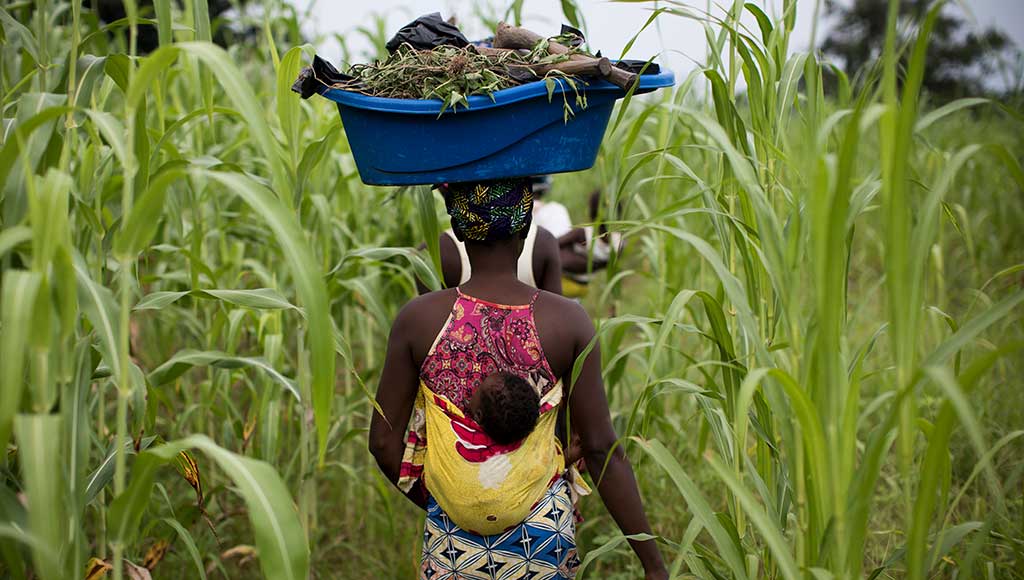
[397,291,588,535]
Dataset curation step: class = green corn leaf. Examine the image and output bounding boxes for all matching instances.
[124,48,179,113]
[0,225,31,259]
[919,290,1024,370]
[577,533,658,577]
[70,54,110,109]
[927,522,983,572]
[707,455,801,580]
[200,169,333,462]
[114,167,185,259]
[776,53,807,131]
[84,436,157,504]
[14,415,67,580]
[645,224,763,358]
[197,288,299,311]
[619,8,668,59]
[416,186,444,286]
[0,271,41,449]
[924,366,1005,514]
[339,247,441,292]
[633,437,750,580]
[744,3,774,46]
[133,290,190,310]
[0,524,53,571]
[72,253,122,379]
[103,53,131,91]
[154,0,172,46]
[78,18,193,50]
[192,0,214,115]
[0,104,73,211]
[0,8,41,65]
[85,110,128,165]
[149,106,240,166]
[148,349,300,401]
[906,376,958,580]
[109,435,309,579]
[276,46,306,173]
[125,44,290,202]
[160,518,209,580]
[2,93,67,224]
[988,144,1024,192]
[943,429,1024,528]
[915,97,989,133]
[297,122,341,194]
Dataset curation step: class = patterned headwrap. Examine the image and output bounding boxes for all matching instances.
[442,179,534,242]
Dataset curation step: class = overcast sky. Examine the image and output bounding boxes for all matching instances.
[290,0,1022,84]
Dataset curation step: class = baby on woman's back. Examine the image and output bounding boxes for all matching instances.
[468,372,539,445]
[470,371,583,464]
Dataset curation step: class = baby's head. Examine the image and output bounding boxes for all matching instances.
[469,372,540,445]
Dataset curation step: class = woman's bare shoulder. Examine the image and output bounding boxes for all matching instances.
[395,288,458,326]
[392,288,460,362]
[536,290,591,321]
[532,291,594,376]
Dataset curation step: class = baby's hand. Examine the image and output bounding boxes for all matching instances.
[565,434,584,469]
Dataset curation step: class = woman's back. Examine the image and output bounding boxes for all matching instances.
[395,283,586,535]
[419,288,557,414]
[404,285,587,387]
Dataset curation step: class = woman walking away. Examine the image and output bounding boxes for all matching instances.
[370,179,667,580]
[558,189,624,298]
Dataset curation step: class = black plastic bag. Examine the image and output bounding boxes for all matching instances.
[615,60,661,75]
[385,13,469,53]
[559,24,586,48]
[291,55,359,100]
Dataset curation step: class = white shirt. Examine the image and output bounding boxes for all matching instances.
[533,200,573,239]
[442,223,539,287]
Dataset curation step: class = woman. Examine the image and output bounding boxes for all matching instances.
[370,179,667,580]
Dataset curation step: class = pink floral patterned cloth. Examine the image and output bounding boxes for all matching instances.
[420,289,558,413]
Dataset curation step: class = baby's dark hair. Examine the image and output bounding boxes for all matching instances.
[477,372,540,445]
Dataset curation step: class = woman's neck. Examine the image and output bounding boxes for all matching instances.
[464,240,522,287]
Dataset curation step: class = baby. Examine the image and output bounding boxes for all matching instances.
[468,372,583,465]
[468,372,540,445]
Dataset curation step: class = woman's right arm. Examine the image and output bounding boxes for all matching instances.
[566,308,668,579]
[368,304,424,507]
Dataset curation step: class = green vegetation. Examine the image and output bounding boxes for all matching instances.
[342,42,581,108]
[0,0,1021,579]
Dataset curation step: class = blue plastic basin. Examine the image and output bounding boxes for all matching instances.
[320,69,674,185]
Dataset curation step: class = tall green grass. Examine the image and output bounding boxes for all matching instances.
[0,0,1021,578]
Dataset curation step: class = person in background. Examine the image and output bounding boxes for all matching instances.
[558,190,624,298]
[421,179,563,294]
[531,175,574,239]
[371,178,668,580]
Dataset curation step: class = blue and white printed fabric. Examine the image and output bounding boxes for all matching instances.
[420,478,580,580]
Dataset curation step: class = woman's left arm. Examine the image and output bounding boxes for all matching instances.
[368,305,423,506]
[566,307,667,579]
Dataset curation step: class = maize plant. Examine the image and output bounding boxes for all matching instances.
[0,0,1021,579]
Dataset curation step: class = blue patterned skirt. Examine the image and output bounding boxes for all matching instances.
[420,478,580,580]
